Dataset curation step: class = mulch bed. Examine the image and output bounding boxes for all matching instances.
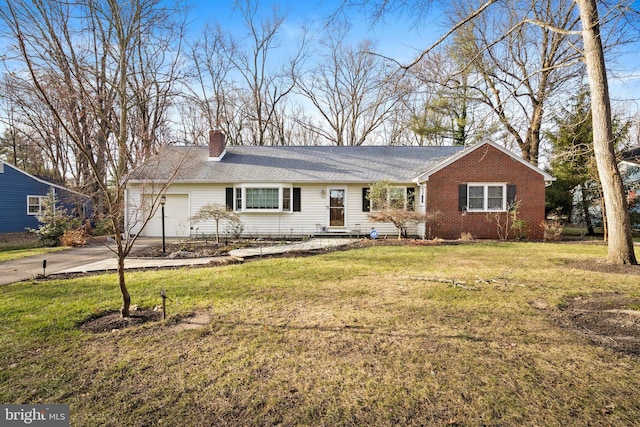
[550,293,640,358]
[79,309,163,333]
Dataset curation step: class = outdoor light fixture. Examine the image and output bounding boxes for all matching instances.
[160,195,166,253]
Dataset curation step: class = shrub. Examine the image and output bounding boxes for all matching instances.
[543,220,564,241]
[192,203,243,243]
[29,190,80,246]
[488,200,527,240]
[92,217,115,236]
[225,216,245,239]
[60,229,87,247]
[460,231,474,241]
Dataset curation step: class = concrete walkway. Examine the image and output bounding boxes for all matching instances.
[228,238,358,258]
[0,238,358,286]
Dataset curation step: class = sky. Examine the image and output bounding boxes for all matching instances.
[185,0,444,66]
[185,0,640,113]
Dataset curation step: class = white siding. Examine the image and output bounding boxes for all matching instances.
[126,182,421,238]
[125,188,144,236]
[143,194,190,237]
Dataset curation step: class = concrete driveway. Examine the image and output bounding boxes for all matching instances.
[0,244,116,286]
[0,238,359,286]
[0,238,162,286]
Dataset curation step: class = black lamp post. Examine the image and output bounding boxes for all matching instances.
[160,195,166,254]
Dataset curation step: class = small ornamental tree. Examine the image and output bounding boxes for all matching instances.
[367,180,432,239]
[29,189,80,246]
[192,203,242,243]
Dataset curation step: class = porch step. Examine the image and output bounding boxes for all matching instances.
[313,229,368,238]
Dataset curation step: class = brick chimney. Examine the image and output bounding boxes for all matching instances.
[208,129,226,160]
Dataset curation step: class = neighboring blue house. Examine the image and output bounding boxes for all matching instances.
[0,160,89,234]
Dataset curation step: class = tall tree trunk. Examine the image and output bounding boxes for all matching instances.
[576,0,636,264]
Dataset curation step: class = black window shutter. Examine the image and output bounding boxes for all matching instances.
[507,184,517,206]
[293,187,301,212]
[225,187,233,211]
[458,184,467,211]
[363,188,371,212]
[407,187,416,211]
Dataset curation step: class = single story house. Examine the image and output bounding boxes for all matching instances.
[0,160,89,234]
[125,131,554,240]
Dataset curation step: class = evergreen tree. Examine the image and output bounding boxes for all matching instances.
[546,87,630,235]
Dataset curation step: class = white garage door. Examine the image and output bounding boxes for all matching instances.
[143,194,190,237]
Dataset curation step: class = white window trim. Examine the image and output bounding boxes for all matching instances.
[27,195,44,215]
[419,185,426,207]
[467,183,507,212]
[234,184,293,213]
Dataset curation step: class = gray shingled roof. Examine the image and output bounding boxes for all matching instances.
[133,145,466,184]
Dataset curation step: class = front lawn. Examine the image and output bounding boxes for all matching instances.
[0,232,67,261]
[0,246,67,262]
[1,241,639,426]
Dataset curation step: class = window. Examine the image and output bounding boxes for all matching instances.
[246,188,279,210]
[235,187,242,211]
[464,184,507,212]
[362,188,371,212]
[230,186,300,212]
[27,196,43,215]
[368,186,416,212]
[282,187,291,211]
[389,187,405,209]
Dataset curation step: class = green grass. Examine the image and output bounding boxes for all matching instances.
[1,242,640,426]
[0,246,67,262]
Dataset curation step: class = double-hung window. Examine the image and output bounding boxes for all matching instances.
[27,196,43,215]
[465,183,507,212]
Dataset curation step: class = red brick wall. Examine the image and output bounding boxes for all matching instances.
[425,144,546,240]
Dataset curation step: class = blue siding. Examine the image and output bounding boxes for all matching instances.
[0,162,86,233]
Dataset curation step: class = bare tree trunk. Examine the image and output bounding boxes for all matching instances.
[116,240,130,316]
[579,184,594,235]
[576,0,636,264]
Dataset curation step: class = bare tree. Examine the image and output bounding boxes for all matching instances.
[0,0,190,315]
[223,0,307,146]
[448,0,584,165]
[296,21,408,146]
[185,23,239,144]
[0,73,76,183]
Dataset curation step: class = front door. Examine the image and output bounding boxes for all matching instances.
[329,188,345,227]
